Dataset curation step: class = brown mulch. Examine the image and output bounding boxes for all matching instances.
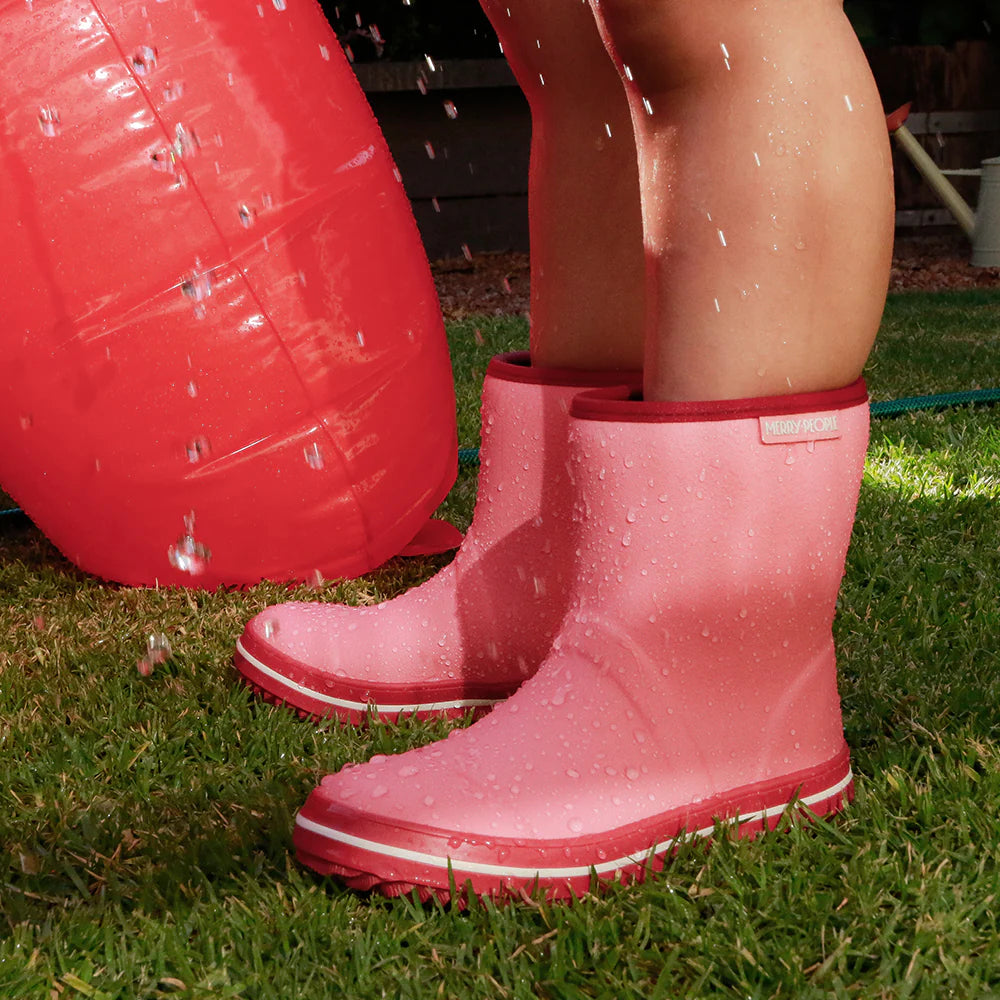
[431,233,998,321]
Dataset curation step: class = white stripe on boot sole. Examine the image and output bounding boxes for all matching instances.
[295,769,853,881]
[236,638,501,714]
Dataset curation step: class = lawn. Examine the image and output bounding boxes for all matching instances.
[1,289,999,998]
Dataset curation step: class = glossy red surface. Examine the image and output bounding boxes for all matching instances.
[0,0,456,586]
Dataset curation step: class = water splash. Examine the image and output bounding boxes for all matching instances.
[167,512,211,575]
[137,632,172,675]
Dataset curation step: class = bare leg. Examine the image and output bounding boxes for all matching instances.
[588,0,894,400]
[478,0,645,371]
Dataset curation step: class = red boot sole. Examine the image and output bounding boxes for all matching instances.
[234,638,514,724]
[292,746,854,902]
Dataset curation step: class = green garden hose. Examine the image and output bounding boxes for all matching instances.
[455,388,1000,467]
[2,389,998,518]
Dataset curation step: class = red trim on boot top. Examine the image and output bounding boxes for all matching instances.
[489,351,642,389]
[571,378,868,422]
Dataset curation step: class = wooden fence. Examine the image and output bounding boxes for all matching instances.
[355,41,1000,258]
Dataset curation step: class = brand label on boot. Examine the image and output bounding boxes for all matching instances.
[759,411,842,445]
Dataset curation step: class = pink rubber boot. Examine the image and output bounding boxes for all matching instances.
[293,379,869,900]
[235,353,639,722]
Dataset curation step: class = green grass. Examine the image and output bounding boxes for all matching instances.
[2,292,1000,998]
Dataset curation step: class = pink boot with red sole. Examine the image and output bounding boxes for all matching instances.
[235,353,640,722]
[293,378,869,901]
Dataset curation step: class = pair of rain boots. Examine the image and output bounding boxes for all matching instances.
[235,352,869,901]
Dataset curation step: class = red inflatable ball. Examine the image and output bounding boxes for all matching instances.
[0,0,458,587]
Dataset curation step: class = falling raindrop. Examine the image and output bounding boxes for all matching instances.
[273,0,286,9]
[37,106,60,137]
[150,147,176,173]
[443,100,458,119]
[424,140,436,160]
[238,204,256,228]
[162,81,184,102]
[461,243,473,262]
[172,123,199,159]
[167,528,211,575]
[303,442,324,470]
[131,46,158,75]
[263,619,279,639]
[181,266,213,303]
[186,436,211,463]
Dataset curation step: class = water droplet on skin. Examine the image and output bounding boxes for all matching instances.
[568,817,584,833]
[19,414,32,430]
